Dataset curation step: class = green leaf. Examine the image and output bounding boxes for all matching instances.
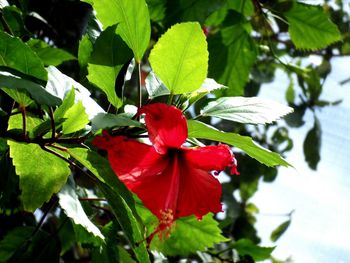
[27,39,76,66]
[270,220,291,242]
[285,3,342,50]
[62,100,89,134]
[208,19,257,95]
[149,22,208,94]
[0,227,60,263]
[227,0,254,16]
[58,182,104,240]
[0,72,61,106]
[187,120,290,167]
[233,239,275,261]
[46,66,104,119]
[2,6,26,37]
[8,141,70,212]
[67,147,150,263]
[303,117,321,170]
[87,25,133,108]
[0,227,33,263]
[92,222,136,263]
[187,78,227,105]
[85,0,150,61]
[91,112,142,131]
[8,113,43,138]
[0,31,47,81]
[78,35,93,69]
[1,87,33,107]
[201,97,293,124]
[137,202,227,256]
[146,0,166,22]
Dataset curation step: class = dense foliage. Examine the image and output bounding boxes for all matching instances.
[0,0,347,262]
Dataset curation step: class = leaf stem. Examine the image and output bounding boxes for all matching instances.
[20,106,28,141]
[48,107,56,140]
[137,61,142,109]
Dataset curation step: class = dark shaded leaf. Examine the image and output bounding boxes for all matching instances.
[303,117,321,170]
[270,220,291,242]
[233,238,275,261]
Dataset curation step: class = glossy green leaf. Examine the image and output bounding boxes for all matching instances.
[27,39,76,66]
[233,238,275,261]
[303,117,321,170]
[85,0,150,61]
[149,22,208,94]
[87,25,133,108]
[0,31,47,81]
[1,87,33,107]
[91,112,142,131]
[270,220,291,242]
[187,78,227,105]
[2,6,26,37]
[137,202,227,256]
[62,100,89,134]
[187,120,290,167]
[67,147,150,263]
[285,2,341,50]
[201,97,293,124]
[8,141,70,212]
[0,72,61,106]
[208,20,257,95]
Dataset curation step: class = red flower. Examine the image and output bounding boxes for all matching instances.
[93,103,238,240]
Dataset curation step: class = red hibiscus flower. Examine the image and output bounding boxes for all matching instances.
[93,103,238,241]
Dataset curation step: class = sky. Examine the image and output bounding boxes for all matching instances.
[251,56,350,262]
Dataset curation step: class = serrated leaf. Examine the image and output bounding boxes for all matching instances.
[201,97,293,124]
[270,220,291,242]
[149,22,208,94]
[8,141,70,212]
[233,238,275,261]
[285,3,341,50]
[85,0,150,61]
[1,87,33,107]
[91,112,142,131]
[62,100,89,134]
[58,183,104,240]
[67,147,150,263]
[27,39,76,66]
[0,71,61,106]
[0,31,47,81]
[87,25,133,109]
[187,78,227,105]
[303,117,321,170]
[8,113,43,138]
[46,66,105,120]
[153,214,228,256]
[187,120,290,167]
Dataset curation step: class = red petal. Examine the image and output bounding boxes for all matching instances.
[139,103,187,154]
[183,144,233,172]
[176,159,223,219]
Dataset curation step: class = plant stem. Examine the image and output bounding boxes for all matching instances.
[137,61,142,109]
[48,107,56,140]
[20,106,28,141]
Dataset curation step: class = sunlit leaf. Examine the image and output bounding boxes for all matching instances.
[270,220,291,242]
[285,2,341,50]
[62,100,89,134]
[78,35,93,69]
[58,182,104,240]
[233,238,275,261]
[87,25,133,109]
[149,22,208,94]
[27,39,76,66]
[0,31,47,81]
[201,97,293,124]
[1,87,33,107]
[85,0,150,61]
[187,120,290,167]
[8,141,70,212]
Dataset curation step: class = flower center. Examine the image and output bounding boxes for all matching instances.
[159,208,174,226]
